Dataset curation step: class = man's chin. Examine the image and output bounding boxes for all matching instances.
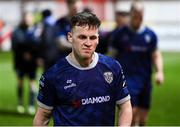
[81,53,93,59]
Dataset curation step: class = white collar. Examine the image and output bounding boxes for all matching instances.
[136,25,146,34]
[129,24,146,34]
[66,52,99,70]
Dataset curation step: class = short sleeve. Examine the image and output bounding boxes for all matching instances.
[114,61,130,105]
[37,74,56,110]
[149,31,158,52]
[108,29,119,50]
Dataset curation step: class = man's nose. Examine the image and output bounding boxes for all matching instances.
[84,39,92,46]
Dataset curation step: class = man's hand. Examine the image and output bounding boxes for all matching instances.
[155,71,164,85]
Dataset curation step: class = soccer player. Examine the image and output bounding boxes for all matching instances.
[108,1,164,126]
[107,3,130,56]
[55,0,83,59]
[37,9,58,71]
[11,12,38,115]
[33,11,132,126]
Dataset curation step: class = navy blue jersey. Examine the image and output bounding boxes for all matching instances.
[11,25,39,71]
[37,53,130,126]
[110,25,158,86]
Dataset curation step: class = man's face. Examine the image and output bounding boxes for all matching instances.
[68,25,99,60]
[130,9,143,30]
[115,12,129,27]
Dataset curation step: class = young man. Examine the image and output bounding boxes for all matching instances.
[33,12,132,126]
[109,1,164,126]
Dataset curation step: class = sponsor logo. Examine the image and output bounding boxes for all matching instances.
[103,72,113,84]
[82,95,110,105]
[72,100,81,108]
[64,83,76,89]
[66,79,72,84]
[64,79,77,89]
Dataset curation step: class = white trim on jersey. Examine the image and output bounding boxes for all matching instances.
[66,52,99,70]
[37,100,53,110]
[137,25,146,34]
[129,24,146,34]
[116,95,131,105]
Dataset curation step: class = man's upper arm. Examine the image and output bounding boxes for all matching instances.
[37,74,56,109]
[151,49,163,67]
[35,73,56,126]
[118,99,132,110]
[117,99,132,126]
[114,61,130,104]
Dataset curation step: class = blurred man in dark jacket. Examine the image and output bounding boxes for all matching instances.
[11,12,38,115]
[38,9,58,71]
[55,0,83,59]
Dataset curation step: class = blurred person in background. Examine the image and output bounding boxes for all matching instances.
[55,0,83,59]
[105,2,130,56]
[108,1,164,126]
[37,9,57,71]
[11,12,38,115]
[33,11,132,126]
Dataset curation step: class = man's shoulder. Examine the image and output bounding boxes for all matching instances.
[98,53,115,61]
[98,53,122,70]
[56,16,69,25]
[142,26,158,42]
[114,25,128,32]
[43,58,69,79]
[144,26,157,35]
[112,25,130,37]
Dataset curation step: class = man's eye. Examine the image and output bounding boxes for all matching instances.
[90,36,97,40]
[79,35,87,40]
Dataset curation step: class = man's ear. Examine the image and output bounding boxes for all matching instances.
[67,32,73,43]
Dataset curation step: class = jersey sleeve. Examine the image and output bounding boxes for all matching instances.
[108,29,119,50]
[114,61,130,105]
[149,31,158,52]
[37,74,56,110]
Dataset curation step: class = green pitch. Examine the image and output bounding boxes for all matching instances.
[0,51,180,126]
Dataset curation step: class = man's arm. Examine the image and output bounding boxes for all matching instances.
[152,50,164,85]
[33,107,52,126]
[56,35,72,51]
[118,100,132,126]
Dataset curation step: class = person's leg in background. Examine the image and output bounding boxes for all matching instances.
[139,108,149,126]
[138,84,152,126]
[28,70,37,115]
[16,70,25,114]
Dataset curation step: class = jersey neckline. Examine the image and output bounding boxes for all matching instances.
[66,52,99,70]
[129,25,146,34]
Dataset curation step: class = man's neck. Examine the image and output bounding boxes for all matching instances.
[70,52,94,67]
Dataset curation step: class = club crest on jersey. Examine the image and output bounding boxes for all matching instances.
[103,72,113,84]
[145,34,151,43]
